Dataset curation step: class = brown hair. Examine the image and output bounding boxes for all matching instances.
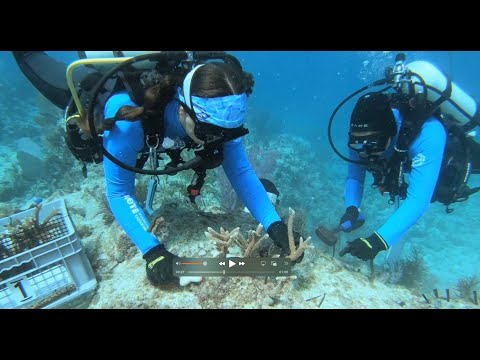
[190,62,254,98]
[77,62,253,134]
[96,72,183,131]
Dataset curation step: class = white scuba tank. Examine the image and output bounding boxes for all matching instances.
[81,51,160,59]
[79,51,180,69]
[401,61,479,141]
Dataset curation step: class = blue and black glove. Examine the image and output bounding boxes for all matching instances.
[143,244,177,286]
[267,221,304,264]
[339,232,389,261]
[339,206,365,232]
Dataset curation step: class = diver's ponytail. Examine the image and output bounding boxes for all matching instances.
[242,71,255,96]
[102,105,145,131]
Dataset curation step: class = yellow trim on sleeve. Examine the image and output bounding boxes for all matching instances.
[374,231,389,249]
[360,238,373,249]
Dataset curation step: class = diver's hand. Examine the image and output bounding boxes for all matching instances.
[143,244,177,285]
[267,221,304,264]
[339,232,389,261]
[339,206,365,232]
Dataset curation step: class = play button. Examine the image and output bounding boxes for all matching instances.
[229,260,236,268]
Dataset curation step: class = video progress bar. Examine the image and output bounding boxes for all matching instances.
[173,257,291,277]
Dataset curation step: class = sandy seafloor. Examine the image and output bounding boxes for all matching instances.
[1,48,479,309]
[2,133,477,310]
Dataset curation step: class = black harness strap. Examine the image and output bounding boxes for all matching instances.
[381,76,454,201]
[165,148,185,169]
[407,78,416,97]
[428,76,453,113]
[463,106,480,132]
[136,152,150,169]
[117,69,145,105]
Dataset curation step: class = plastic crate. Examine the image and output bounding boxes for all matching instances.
[0,199,97,309]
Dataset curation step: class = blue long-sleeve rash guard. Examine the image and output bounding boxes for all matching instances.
[345,108,446,247]
[103,91,281,255]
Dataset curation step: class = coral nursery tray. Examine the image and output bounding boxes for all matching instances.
[0,199,96,309]
[0,199,77,270]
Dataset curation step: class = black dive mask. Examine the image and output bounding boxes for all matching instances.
[178,100,249,146]
[194,122,249,145]
[348,133,391,155]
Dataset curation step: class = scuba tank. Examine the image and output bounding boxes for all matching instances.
[80,51,160,58]
[64,51,170,177]
[396,60,480,142]
[78,51,162,69]
[328,52,480,212]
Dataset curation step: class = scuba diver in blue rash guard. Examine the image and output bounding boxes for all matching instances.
[13,51,303,287]
[321,53,480,263]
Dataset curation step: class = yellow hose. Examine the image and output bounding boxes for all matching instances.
[66,57,133,119]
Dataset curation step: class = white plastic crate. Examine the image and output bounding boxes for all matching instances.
[0,199,97,309]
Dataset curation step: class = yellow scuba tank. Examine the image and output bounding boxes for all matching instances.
[400,60,479,143]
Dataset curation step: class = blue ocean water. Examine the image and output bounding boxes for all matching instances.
[0,50,479,302]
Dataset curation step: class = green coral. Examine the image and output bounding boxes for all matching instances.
[386,247,430,290]
[75,224,93,239]
[98,194,115,226]
[454,275,479,300]
[0,204,61,256]
[292,207,308,236]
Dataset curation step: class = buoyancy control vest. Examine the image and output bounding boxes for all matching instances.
[368,109,479,213]
[65,51,250,206]
[64,51,204,175]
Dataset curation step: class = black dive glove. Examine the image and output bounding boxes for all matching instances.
[267,221,304,264]
[339,206,365,232]
[143,244,177,286]
[339,232,389,261]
